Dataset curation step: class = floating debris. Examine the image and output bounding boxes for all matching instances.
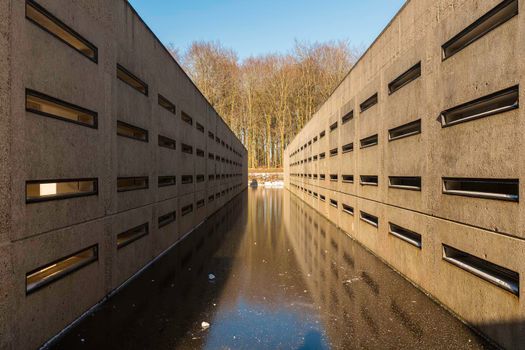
[201,321,210,330]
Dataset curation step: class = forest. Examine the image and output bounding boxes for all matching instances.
[170,40,361,169]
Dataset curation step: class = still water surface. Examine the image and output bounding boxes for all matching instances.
[50,189,492,349]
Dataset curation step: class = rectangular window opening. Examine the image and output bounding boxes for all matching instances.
[389,223,422,248]
[181,175,193,185]
[360,93,378,113]
[342,204,354,215]
[196,199,205,208]
[360,175,378,186]
[342,143,354,153]
[158,176,176,187]
[158,211,176,228]
[389,176,421,191]
[181,143,193,154]
[208,131,214,139]
[158,94,176,114]
[182,204,193,216]
[117,64,148,95]
[342,175,354,183]
[196,149,205,157]
[330,122,338,132]
[158,135,176,150]
[117,121,148,142]
[319,152,326,160]
[196,122,204,133]
[342,110,354,124]
[320,131,326,138]
[330,174,338,182]
[196,174,205,183]
[443,244,519,296]
[181,111,193,126]
[208,195,214,202]
[320,194,326,202]
[117,177,148,192]
[442,0,518,60]
[26,178,97,203]
[330,199,338,208]
[360,134,378,149]
[360,211,378,227]
[440,86,519,127]
[389,119,421,141]
[26,0,98,62]
[330,148,338,157]
[26,90,97,128]
[388,62,422,94]
[442,178,518,201]
[117,223,148,249]
[26,245,98,294]
[320,174,326,180]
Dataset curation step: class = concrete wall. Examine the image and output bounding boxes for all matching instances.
[284,0,525,348]
[0,0,247,349]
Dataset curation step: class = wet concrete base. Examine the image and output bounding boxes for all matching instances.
[47,189,493,349]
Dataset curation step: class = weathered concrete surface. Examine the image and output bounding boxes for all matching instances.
[0,0,247,349]
[285,0,525,348]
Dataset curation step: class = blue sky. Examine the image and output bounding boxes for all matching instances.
[128,0,406,60]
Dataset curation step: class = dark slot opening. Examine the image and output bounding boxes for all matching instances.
[320,194,326,201]
[360,211,378,227]
[196,199,205,208]
[158,211,176,228]
[360,93,378,113]
[117,177,148,192]
[181,111,193,126]
[196,149,205,157]
[360,175,378,186]
[320,131,326,138]
[342,143,354,153]
[117,64,148,95]
[313,136,318,142]
[181,204,193,216]
[208,131,214,139]
[117,223,148,249]
[330,174,338,182]
[158,135,176,150]
[26,0,98,62]
[389,119,421,141]
[196,174,205,183]
[319,152,326,159]
[158,176,176,187]
[330,199,338,208]
[443,244,519,296]
[330,148,338,157]
[158,94,176,114]
[181,143,193,154]
[442,0,518,60]
[360,134,378,149]
[442,178,518,201]
[342,204,354,215]
[389,176,421,191]
[181,175,193,185]
[196,122,204,133]
[208,152,214,160]
[440,86,519,127]
[117,121,148,142]
[330,122,338,132]
[389,223,422,248]
[342,175,354,183]
[388,62,421,94]
[26,244,98,294]
[320,174,326,180]
[208,194,214,202]
[342,110,354,124]
[26,89,97,128]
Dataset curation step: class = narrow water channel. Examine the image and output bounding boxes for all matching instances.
[50,188,492,349]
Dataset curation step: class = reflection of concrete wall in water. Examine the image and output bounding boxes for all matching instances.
[0,1,247,348]
[282,191,482,349]
[284,0,525,348]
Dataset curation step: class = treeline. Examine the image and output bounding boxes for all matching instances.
[170,40,361,168]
